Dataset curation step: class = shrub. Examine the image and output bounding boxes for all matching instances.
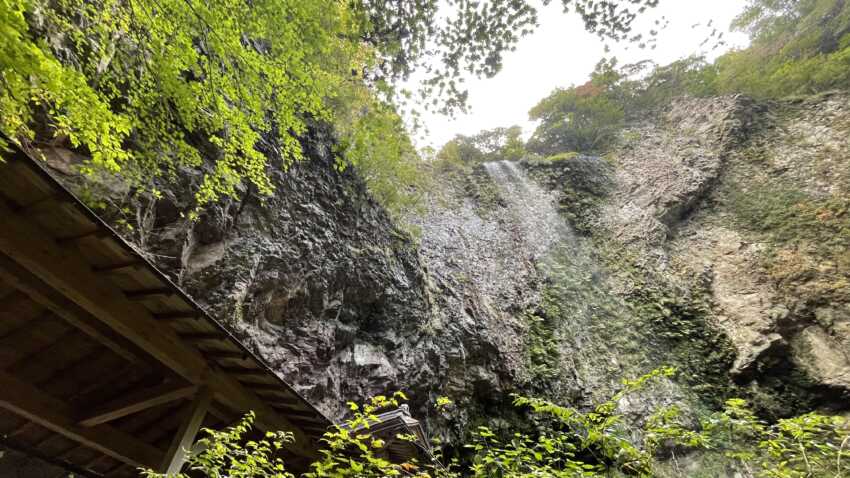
[143,371,849,477]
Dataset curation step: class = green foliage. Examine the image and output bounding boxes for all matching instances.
[0,0,131,166]
[461,368,671,478]
[625,277,737,406]
[723,172,850,306]
[544,152,580,162]
[667,399,850,478]
[141,371,849,478]
[715,0,850,98]
[525,0,850,158]
[2,0,665,212]
[727,180,850,258]
[615,56,719,115]
[2,0,360,206]
[307,392,431,477]
[522,311,561,384]
[332,88,426,217]
[142,412,296,478]
[527,56,718,156]
[527,65,625,155]
[435,126,527,168]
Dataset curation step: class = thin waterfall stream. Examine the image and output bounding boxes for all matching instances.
[482,159,651,401]
[482,160,574,263]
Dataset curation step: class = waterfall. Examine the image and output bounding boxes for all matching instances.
[482,160,576,262]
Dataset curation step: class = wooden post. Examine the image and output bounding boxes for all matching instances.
[160,387,212,475]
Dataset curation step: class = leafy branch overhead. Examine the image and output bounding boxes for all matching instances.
[357,0,663,112]
[0,0,660,209]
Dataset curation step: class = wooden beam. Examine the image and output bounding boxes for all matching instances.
[0,254,139,364]
[160,387,211,474]
[0,198,321,458]
[123,287,174,300]
[220,366,266,376]
[178,332,225,342]
[16,194,71,214]
[92,259,143,273]
[241,383,283,392]
[202,350,248,360]
[79,381,198,427]
[0,436,103,478]
[55,229,108,244]
[152,311,199,321]
[0,289,28,314]
[0,371,162,469]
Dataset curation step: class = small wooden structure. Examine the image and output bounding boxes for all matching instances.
[0,141,332,476]
[351,405,432,465]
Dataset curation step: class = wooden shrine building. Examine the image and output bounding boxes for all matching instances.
[0,142,333,476]
[349,405,432,465]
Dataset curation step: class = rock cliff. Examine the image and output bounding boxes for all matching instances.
[41,93,849,450]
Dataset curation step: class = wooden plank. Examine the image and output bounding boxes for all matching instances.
[152,311,199,321]
[220,366,266,376]
[0,290,28,314]
[202,350,248,360]
[79,382,198,427]
[241,383,283,392]
[0,198,321,457]
[0,371,162,469]
[92,260,143,273]
[123,287,174,300]
[160,387,211,474]
[0,436,103,478]
[17,194,72,213]
[0,254,139,364]
[55,229,108,244]
[178,332,224,342]
[0,313,70,368]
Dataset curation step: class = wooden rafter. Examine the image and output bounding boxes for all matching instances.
[202,349,248,360]
[123,287,175,300]
[0,198,317,458]
[78,381,198,427]
[152,311,198,321]
[0,371,162,469]
[92,259,143,273]
[0,253,140,364]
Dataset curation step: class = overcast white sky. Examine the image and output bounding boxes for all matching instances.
[410,0,751,149]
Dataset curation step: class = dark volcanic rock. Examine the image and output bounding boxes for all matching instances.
[40,128,513,446]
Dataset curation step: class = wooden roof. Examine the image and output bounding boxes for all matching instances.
[349,406,432,465]
[0,141,332,476]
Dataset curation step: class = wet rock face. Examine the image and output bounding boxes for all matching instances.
[600,95,760,248]
[515,94,849,417]
[44,129,442,421]
[43,128,537,445]
[41,93,849,452]
[605,94,850,414]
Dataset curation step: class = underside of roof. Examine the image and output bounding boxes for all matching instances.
[0,141,332,476]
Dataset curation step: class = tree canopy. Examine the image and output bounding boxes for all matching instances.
[715,0,850,97]
[0,0,663,211]
[514,0,850,158]
[437,126,526,165]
